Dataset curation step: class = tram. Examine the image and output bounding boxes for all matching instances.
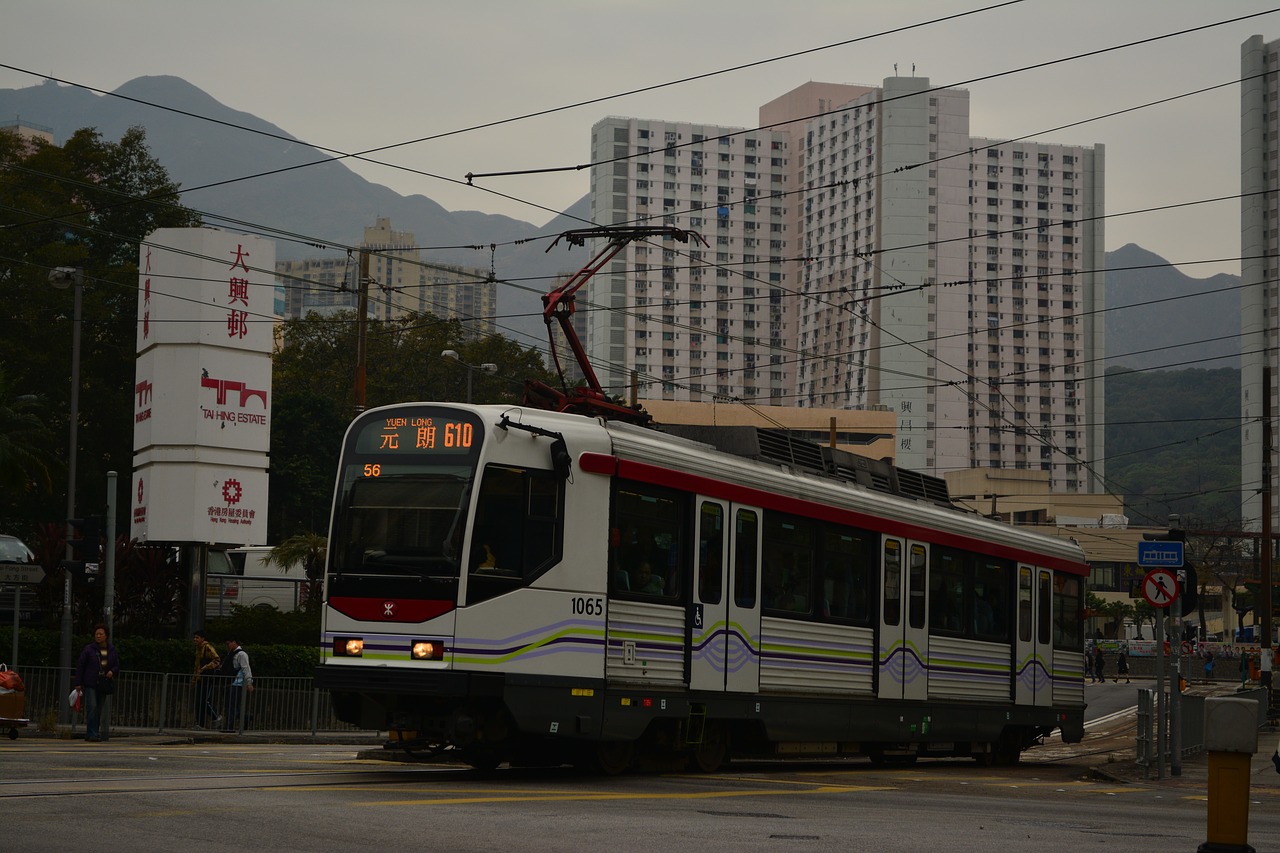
[315,401,1088,772]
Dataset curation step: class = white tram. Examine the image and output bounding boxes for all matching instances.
[315,402,1087,772]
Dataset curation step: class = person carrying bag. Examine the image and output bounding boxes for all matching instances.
[73,623,120,742]
[221,637,254,732]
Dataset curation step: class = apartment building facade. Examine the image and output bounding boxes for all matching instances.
[589,78,1105,490]
[783,77,1105,491]
[277,217,497,337]
[587,118,793,403]
[1242,35,1280,531]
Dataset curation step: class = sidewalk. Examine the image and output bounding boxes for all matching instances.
[1092,736,1280,794]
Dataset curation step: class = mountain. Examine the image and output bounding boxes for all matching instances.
[0,75,586,344]
[1104,244,1239,371]
[1,77,1245,362]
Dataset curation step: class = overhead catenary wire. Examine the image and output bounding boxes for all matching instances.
[2,16,1269,514]
[464,8,1280,183]
[0,0,1028,209]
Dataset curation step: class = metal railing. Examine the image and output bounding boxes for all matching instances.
[1135,686,1268,773]
[9,666,366,736]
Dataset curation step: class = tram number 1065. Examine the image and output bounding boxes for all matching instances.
[571,596,605,616]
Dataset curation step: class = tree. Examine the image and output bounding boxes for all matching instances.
[1102,599,1135,640]
[1189,528,1252,641]
[267,310,557,538]
[0,367,57,524]
[0,126,200,536]
[1133,599,1156,639]
[1104,367,1241,524]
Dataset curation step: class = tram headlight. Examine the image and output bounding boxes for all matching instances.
[412,640,444,661]
[333,637,364,657]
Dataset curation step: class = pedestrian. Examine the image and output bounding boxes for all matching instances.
[1117,648,1131,684]
[1203,649,1215,681]
[222,637,254,732]
[1093,645,1106,683]
[74,623,120,742]
[1085,650,1094,683]
[1241,650,1253,686]
[191,629,221,729]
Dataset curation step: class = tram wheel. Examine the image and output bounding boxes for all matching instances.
[868,749,918,767]
[689,723,728,773]
[591,740,635,775]
[992,745,1022,767]
[463,749,503,771]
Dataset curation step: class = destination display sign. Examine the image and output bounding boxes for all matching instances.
[354,408,484,457]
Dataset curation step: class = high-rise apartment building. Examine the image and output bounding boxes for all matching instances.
[590,78,1105,491]
[588,118,793,403]
[1242,35,1280,530]
[276,217,497,337]
[783,77,1105,490]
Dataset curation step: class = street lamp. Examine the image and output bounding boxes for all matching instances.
[48,266,83,728]
[441,350,497,404]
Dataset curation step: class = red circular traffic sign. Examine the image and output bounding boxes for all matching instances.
[1141,568,1180,608]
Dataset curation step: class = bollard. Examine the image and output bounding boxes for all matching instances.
[1197,697,1260,853]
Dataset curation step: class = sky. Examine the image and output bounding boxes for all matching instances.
[3,0,1278,278]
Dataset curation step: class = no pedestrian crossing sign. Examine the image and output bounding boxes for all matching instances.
[1141,568,1180,608]
[1137,540,1183,568]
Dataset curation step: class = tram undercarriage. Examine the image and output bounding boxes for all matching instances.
[325,671,1079,774]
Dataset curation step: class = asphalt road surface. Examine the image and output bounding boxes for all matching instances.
[3,679,1275,853]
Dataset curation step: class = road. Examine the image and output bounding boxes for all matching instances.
[2,680,1275,853]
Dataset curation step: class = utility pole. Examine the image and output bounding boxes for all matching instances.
[354,250,370,413]
[104,472,116,637]
[1262,364,1273,702]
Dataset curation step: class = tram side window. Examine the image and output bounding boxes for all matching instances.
[611,481,683,601]
[1052,574,1083,649]
[734,509,759,607]
[698,502,724,605]
[820,528,873,623]
[908,545,927,630]
[929,548,1011,641]
[973,559,1010,642]
[929,548,966,635]
[762,514,814,615]
[1037,571,1052,646]
[883,540,902,626]
[466,465,562,605]
[1018,567,1033,643]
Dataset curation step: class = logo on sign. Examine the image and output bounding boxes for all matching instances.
[1137,541,1184,567]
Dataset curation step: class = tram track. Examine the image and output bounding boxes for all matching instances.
[0,767,455,800]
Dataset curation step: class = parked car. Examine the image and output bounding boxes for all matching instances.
[0,534,44,625]
[0,535,34,564]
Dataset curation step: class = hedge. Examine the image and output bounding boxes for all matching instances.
[0,608,323,679]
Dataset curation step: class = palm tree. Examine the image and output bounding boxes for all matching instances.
[264,532,327,612]
[0,369,57,501]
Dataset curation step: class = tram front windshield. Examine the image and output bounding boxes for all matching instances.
[329,407,484,584]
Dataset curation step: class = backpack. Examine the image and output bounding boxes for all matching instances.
[219,649,239,677]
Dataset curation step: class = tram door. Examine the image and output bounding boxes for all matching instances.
[1019,567,1055,707]
[689,499,762,694]
[877,538,929,701]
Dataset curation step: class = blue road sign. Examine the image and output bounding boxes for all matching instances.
[1137,540,1184,568]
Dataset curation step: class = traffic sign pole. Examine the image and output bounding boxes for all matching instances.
[8,586,17,671]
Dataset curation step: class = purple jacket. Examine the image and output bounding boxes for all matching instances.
[75,642,120,689]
